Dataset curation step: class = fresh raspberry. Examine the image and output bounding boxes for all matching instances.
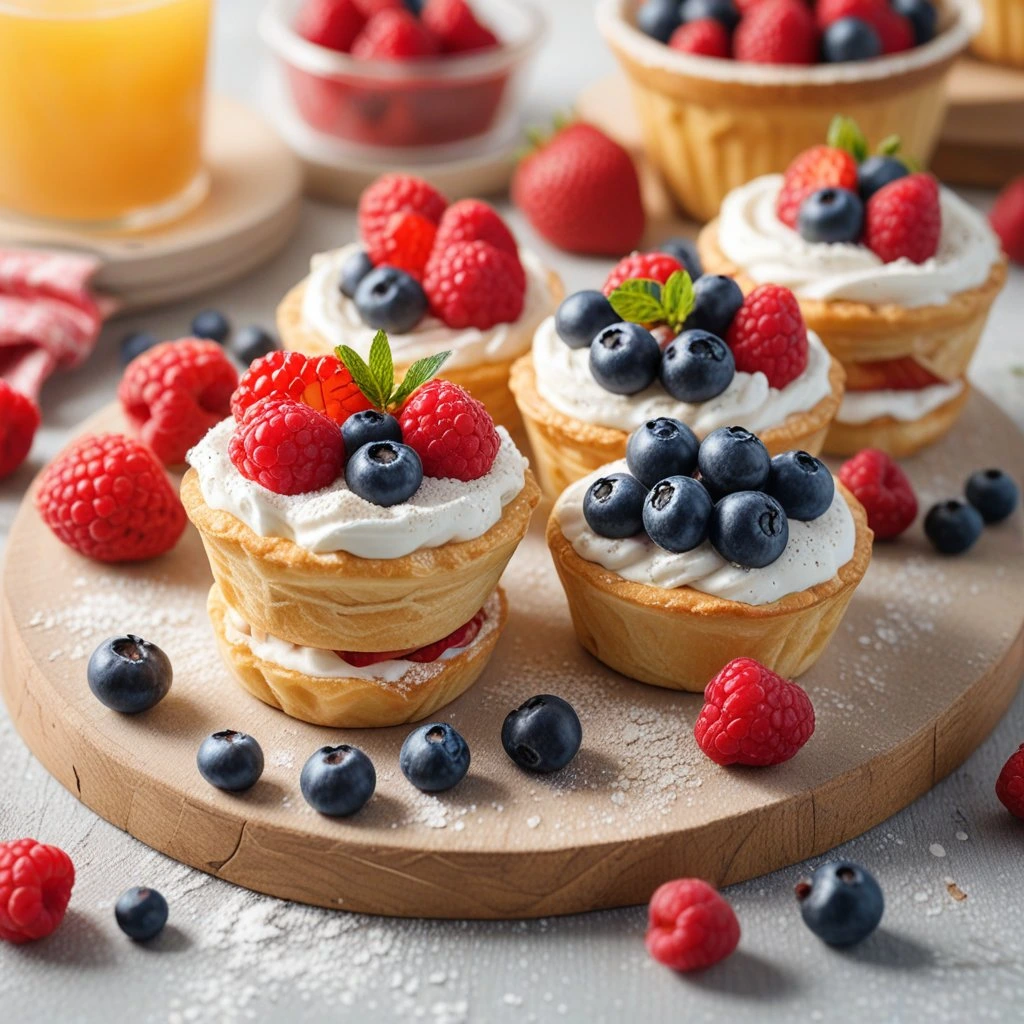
[838,448,917,539]
[337,608,485,667]
[864,172,941,264]
[694,657,815,767]
[228,398,344,496]
[35,434,186,562]
[398,379,500,480]
[422,241,525,330]
[996,744,1024,820]
[776,144,859,229]
[0,839,75,944]
[358,174,448,264]
[432,199,524,288]
[646,879,741,972]
[422,0,499,53]
[875,7,915,52]
[990,176,1024,265]
[668,19,731,56]
[354,0,401,14]
[118,339,238,465]
[351,8,440,59]
[602,251,684,296]
[726,284,809,389]
[295,0,366,52]
[733,0,818,65]
[0,381,40,480]
[372,211,438,278]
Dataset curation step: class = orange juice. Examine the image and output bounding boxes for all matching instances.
[0,0,212,225]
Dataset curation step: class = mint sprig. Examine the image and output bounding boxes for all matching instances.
[826,115,869,163]
[336,330,451,411]
[608,270,695,333]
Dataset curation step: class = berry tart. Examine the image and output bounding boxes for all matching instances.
[547,421,872,690]
[698,119,1008,456]
[971,0,1024,67]
[277,173,563,431]
[509,251,845,498]
[181,333,540,728]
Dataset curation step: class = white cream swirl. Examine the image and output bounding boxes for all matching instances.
[717,174,1000,308]
[301,244,557,370]
[838,379,964,424]
[555,460,856,606]
[188,419,527,559]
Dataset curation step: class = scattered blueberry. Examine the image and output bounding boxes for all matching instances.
[300,744,376,817]
[399,723,470,793]
[626,417,700,489]
[191,309,230,343]
[230,326,278,365]
[555,290,620,350]
[710,490,790,568]
[679,0,739,30]
[767,451,835,521]
[797,188,864,244]
[636,0,681,41]
[589,323,661,395]
[120,331,159,366]
[660,329,736,403]
[354,266,428,334]
[796,861,884,947]
[892,0,937,44]
[87,635,172,714]
[965,468,1019,524]
[697,426,771,499]
[502,695,582,774]
[196,730,265,792]
[683,275,744,337]
[659,238,703,281]
[822,17,881,62]
[346,441,423,507]
[857,155,909,201]
[583,473,647,538]
[115,887,169,942]
[339,249,375,298]
[342,409,403,458]
[924,499,984,555]
[643,476,713,553]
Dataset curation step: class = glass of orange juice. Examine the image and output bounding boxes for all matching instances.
[0,0,212,229]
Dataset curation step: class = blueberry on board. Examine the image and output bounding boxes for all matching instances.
[626,417,700,489]
[354,266,428,334]
[658,237,703,281]
[636,0,682,42]
[115,887,169,942]
[697,425,771,500]
[857,155,909,201]
[796,861,884,947]
[196,730,265,792]
[821,17,882,62]
[965,468,1019,524]
[300,745,376,817]
[399,723,471,793]
[891,0,937,44]
[120,331,159,366]
[710,490,790,568]
[767,450,835,521]
[339,249,375,299]
[583,472,648,538]
[797,188,865,244]
[346,441,423,507]
[683,275,744,336]
[554,291,620,350]
[679,0,740,31]
[643,476,714,553]
[230,326,278,365]
[660,329,736,403]
[342,410,403,458]
[589,322,662,395]
[924,499,984,555]
[87,635,172,714]
[191,309,230,343]
[501,695,582,774]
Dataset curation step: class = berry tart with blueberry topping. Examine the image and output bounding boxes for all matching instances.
[546,420,872,690]
[698,117,1008,457]
[509,249,845,498]
[276,173,563,430]
[181,332,540,728]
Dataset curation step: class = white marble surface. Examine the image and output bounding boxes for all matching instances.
[2,2,1024,1022]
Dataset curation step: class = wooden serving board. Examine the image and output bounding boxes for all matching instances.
[2,396,1023,920]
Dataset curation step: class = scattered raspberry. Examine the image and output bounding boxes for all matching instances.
[118,339,238,465]
[726,284,809,389]
[602,251,683,296]
[669,19,731,56]
[776,144,859,229]
[0,381,40,480]
[423,241,525,330]
[990,176,1024,265]
[228,398,344,496]
[295,0,366,52]
[646,879,741,972]
[358,174,448,264]
[422,0,499,52]
[351,7,439,59]
[0,839,75,944]
[338,608,485,667]
[864,172,941,264]
[838,448,917,539]
[35,434,186,562]
[733,0,818,65]
[372,211,438,278]
[398,378,500,480]
[996,744,1024,820]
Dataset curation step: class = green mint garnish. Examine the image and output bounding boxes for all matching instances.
[608,270,695,333]
[336,330,451,411]
[826,115,869,163]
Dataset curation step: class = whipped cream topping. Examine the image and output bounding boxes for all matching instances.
[532,316,833,435]
[188,419,527,559]
[301,243,557,370]
[837,379,965,424]
[555,460,856,606]
[717,174,1000,309]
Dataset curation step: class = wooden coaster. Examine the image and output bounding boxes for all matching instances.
[2,394,1022,919]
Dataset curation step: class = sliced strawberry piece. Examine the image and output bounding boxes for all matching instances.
[845,357,946,392]
[334,609,486,667]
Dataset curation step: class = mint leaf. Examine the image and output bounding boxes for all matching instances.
[608,279,667,325]
[826,115,868,163]
[336,344,389,409]
[392,351,452,407]
[876,134,902,157]
[368,329,394,400]
[660,270,695,331]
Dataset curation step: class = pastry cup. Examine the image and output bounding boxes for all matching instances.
[509,351,845,500]
[971,0,1024,66]
[547,484,873,692]
[181,467,539,652]
[209,583,507,728]
[596,0,979,221]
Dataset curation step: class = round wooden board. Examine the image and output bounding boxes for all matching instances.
[2,395,1023,920]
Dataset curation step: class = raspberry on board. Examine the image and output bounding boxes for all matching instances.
[358,173,448,260]
[0,839,75,944]
[838,448,917,540]
[0,380,40,480]
[423,240,525,330]
[726,283,809,389]
[602,251,684,296]
[996,744,1024,820]
[646,878,741,972]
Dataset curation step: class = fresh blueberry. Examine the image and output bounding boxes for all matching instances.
[857,155,909,200]
[924,499,984,555]
[710,490,790,568]
[589,322,662,395]
[796,861,884,947]
[342,410,403,458]
[822,16,881,62]
[120,331,158,366]
[658,238,703,281]
[643,476,714,553]
[555,290,620,350]
[501,695,582,774]
[965,468,1019,524]
[683,275,744,336]
[635,0,681,41]
[583,473,647,538]
[679,0,739,31]
[697,425,771,499]
[191,309,230,343]
[300,744,376,817]
[797,188,864,244]
[346,441,423,507]
[626,417,700,489]
[87,635,172,714]
[354,266,428,334]
[230,326,278,365]
[399,723,470,793]
[402,0,424,14]
[196,730,264,792]
[892,0,936,44]
[339,249,375,299]
[660,329,736,403]
[115,887,169,942]
[767,450,835,521]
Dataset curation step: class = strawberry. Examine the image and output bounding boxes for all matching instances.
[668,18,731,56]
[295,0,366,52]
[351,8,439,58]
[864,172,941,264]
[733,0,818,65]
[422,0,499,53]
[990,176,1024,265]
[776,144,859,229]
[844,357,945,393]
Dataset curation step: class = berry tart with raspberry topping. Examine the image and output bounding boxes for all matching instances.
[181,332,540,728]
[509,250,845,498]
[276,173,563,431]
[698,117,1008,457]
[546,420,872,690]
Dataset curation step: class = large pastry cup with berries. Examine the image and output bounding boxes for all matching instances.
[970,0,1024,66]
